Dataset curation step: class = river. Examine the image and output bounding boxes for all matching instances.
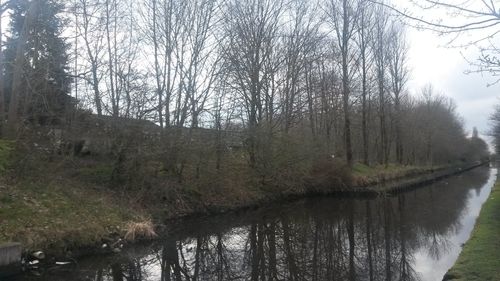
[10,166,497,281]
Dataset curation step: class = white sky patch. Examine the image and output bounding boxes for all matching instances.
[405,21,499,147]
[407,30,461,91]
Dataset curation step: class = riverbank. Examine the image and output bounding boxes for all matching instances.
[0,174,142,255]
[0,139,487,264]
[6,165,494,281]
[351,162,485,195]
[0,140,145,256]
[0,164,481,254]
[444,173,500,281]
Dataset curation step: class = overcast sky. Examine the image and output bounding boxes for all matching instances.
[408,29,498,137]
[398,1,499,148]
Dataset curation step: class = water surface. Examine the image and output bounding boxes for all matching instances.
[11,166,496,281]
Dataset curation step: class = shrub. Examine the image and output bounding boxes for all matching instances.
[306,157,352,192]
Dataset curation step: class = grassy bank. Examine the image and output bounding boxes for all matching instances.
[444,176,500,281]
[352,163,443,186]
[0,141,144,254]
[0,176,143,254]
[0,140,480,256]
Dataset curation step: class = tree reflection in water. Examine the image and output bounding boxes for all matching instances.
[17,167,494,281]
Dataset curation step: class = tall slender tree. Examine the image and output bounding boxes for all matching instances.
[388,22,409,164]
[326,0,360,167]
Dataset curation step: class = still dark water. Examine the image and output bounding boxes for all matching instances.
[11,166,497,281]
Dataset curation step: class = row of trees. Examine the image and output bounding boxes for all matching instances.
[379,1,500,156]
[0,0,488,178]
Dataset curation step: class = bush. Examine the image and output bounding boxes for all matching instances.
[306,157,352,192]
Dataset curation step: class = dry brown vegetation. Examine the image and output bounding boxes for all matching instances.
[124,219,157,242]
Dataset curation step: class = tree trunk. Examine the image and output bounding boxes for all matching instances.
[341,0,353,167]
[0,2,4,137]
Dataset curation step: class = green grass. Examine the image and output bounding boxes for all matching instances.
[352,163,425,177]
[0,141,143,253]
[445,179,500,280]
[351,163,437,186]
[0,175,139,253]
[74,163,114,184]
[0,139,14,172]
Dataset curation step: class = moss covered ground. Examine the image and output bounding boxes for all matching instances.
[445,177,500,281]
[0,141,141,253]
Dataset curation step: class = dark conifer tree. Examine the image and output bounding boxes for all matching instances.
[4,0,71,127]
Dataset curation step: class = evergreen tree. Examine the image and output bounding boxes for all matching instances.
[4,0,71,127]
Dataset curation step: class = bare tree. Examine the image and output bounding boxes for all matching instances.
[372,4,390,165]
[387,22,409,164]
[0,1,7,136]
[141,0,182,128]
[356,0,375,165]
[104,0,121,116]
[281,0,321,134]
[76,0,106,117]
[325,0,361,167]
[375,0,500,84]
[221,0,283,169]
[182,0,219,129]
